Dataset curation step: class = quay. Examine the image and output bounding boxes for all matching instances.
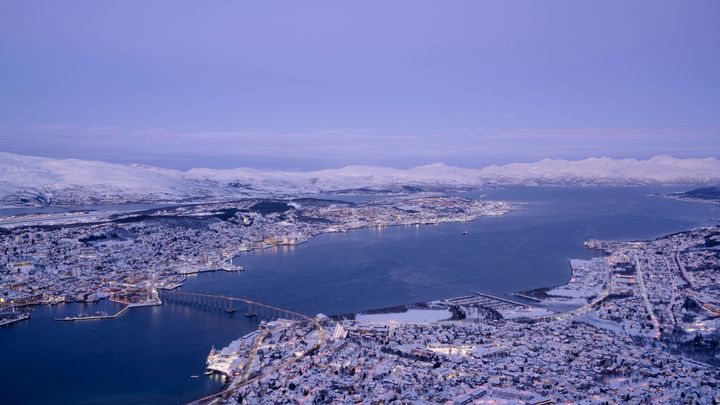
[176,267,217,276]
[55,308,127,321]
[157,283,183,291]
[0,313,30,327]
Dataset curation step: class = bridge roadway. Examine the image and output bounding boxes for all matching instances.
[162,291,326,405]
[161,290,304,321]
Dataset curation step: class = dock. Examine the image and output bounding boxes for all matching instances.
[0,313,30,327]
[157,283,183,291]
[55,306,129,321]
[175,267,217,276]
[222,264,245,272]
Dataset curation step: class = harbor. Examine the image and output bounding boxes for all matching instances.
[0,312,30,327]
[55,291,163,321]
[54,298,163,321]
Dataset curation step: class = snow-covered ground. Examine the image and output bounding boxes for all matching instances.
[543,258,607,306]
[2,151,720,204]
[497,306,553,319]
[355,309,453,323]
[576,311,626,334]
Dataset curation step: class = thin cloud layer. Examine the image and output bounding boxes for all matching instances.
[2,125,718,170]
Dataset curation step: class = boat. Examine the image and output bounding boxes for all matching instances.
[190,375,200,379]
[245,312,256,318]
[204,369,213,375]
[224,308,237,314]
[462,230,470,235]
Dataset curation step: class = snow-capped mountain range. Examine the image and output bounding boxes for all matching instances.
[1,151,719,205]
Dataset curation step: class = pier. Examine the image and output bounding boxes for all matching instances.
[54,300,162,322]
[0,313,30,327]
[55,307,128,321]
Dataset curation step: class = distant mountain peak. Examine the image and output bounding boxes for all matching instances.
[0,151,719,205]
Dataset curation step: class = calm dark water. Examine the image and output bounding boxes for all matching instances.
[1,187,718,404]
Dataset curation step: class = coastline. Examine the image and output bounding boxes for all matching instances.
[0,202,511,312]
[662,193,720,207]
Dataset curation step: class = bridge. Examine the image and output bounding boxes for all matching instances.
[160,290,305,321]
[159,290,326,405]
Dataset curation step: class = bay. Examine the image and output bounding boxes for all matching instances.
[1,186,718,404]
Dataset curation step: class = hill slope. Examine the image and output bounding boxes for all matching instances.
[1,152,719,205]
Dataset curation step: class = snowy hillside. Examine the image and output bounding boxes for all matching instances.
[1,152,719,205]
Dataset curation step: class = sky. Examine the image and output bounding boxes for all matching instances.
[1,1,719,170]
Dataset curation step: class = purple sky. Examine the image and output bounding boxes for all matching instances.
[1,1,718,169]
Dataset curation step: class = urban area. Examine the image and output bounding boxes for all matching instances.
[3,195,720,403]
[202,227,720,404]
[0,195,507,323]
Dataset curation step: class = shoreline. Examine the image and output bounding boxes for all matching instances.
[662,193,720,207]
[2,298,164,323]
[0,208,510,313]
[8,195,706,323]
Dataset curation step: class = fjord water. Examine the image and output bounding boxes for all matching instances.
[2,187,719,404]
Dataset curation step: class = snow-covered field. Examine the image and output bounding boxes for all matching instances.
[355,309,453,323]
[543,258,607,306]
[497,306,553,319]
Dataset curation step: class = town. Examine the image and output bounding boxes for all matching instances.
[3,196,720,403]
[203,227,720,404]
[0,195,509,314]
